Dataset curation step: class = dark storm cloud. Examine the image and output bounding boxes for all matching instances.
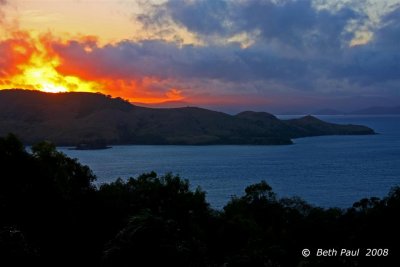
[55,0,400,102]
[54,38,313,91]
[152,0,400,90]
[160,0,230,36]
[331,5,400,86]
[143,0,364,53]
[54,40,248,81]
[371,5,400,50]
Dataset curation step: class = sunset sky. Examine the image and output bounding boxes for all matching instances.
[1,0,399,113]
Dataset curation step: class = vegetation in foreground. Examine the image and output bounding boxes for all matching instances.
[0,134,399,267]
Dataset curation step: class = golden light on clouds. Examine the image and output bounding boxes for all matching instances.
[349,30,374,47]
[0,32,102,93]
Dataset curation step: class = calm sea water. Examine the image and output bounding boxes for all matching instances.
[59,115,400,209]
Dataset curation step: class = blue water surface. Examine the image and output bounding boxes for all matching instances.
[59,115,400,209]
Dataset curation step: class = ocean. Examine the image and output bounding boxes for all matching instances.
[59,115,400,209]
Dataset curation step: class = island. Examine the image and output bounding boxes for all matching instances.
[69,142,112,150]
[0,89,375,146]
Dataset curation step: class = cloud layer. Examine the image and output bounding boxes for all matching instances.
[1,0,400,112]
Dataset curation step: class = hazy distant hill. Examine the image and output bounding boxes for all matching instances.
[0,90,375,145]
[312,106,400,115]
[351,106,400,115]
[312,108,344,115]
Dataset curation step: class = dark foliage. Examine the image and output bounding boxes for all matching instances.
[0,134,398,266]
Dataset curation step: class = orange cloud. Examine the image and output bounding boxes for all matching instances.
[0,31,102,93]
[0,31,188,103]
[0,32,35,77]
[98,78,186,103]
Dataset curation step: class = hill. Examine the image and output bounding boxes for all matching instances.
[0,89,375,145]
[312,108,344,115]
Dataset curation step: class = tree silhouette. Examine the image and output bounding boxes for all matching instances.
[1,134,399,267]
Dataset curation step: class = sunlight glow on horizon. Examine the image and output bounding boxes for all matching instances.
[0,0,192,105]
[0,31,103,95]
[0,28,186,103]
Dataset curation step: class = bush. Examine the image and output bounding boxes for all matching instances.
[1,134,399,266]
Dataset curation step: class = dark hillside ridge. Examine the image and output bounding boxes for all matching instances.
[0,89,375,145]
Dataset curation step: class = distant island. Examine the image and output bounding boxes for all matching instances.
[350,106,400,115]
[309,106,400,115]
[69,141,112,150]
[0,89,375,146]
[312,108,346,115]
